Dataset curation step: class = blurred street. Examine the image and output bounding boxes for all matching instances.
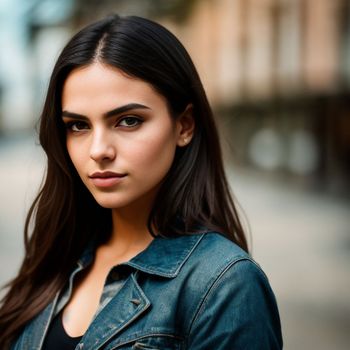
[0,133,349,349]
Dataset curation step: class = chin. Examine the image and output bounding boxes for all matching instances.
[92,194,135,210]
[95,199,125,209]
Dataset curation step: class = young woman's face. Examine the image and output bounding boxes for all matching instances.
[61,63,189,211]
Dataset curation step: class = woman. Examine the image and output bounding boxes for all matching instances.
[0,15,282,349]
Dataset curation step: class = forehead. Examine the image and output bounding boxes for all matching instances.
[61,63,167,112]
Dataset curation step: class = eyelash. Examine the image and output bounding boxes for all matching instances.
[118,116,143,128]
[64,121,88,132]
[64,116,143,132]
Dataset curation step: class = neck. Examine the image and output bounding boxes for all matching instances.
[95,187,159,265]
[110,208,153,247]
[100,193,155,259]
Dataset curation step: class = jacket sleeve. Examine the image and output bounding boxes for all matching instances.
[186,259,283,349]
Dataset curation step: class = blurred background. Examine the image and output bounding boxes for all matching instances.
[0,0,349,348]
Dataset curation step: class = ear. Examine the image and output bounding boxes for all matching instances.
[176,104,195,147]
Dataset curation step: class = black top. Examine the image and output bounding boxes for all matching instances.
[42,310,82,350]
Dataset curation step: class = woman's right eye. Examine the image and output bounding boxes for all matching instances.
[65,121,89,132]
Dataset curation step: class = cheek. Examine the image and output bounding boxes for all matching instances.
[127,129,177,178]
[66,139,85,174]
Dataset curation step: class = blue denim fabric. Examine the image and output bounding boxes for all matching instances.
[54,259,126,320]
[12,232,283,349]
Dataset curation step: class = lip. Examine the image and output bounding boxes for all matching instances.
[89,171,127,188]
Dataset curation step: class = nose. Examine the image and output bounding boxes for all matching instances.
[90,130,116,162]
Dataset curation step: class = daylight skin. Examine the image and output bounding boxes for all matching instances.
[62,63,193,212]
[60,62,195,335]
[0,15,282,349]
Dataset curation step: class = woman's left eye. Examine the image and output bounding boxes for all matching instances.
[117,116,143,128]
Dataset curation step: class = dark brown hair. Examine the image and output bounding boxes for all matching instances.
[0,14,247,347]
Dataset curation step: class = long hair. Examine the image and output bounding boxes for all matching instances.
[0,15,247,346]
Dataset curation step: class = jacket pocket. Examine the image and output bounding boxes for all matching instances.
[108,334,183,350]
[132,342,160,349]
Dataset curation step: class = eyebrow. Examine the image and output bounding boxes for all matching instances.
[61,103,151,120]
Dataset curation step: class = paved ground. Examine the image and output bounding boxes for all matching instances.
[0,132,349,349]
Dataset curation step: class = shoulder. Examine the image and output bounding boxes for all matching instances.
[184,232,283,348]
[185,231,265,281]
[194,231,250,260]
[131,230,273,299]
[187,231,273,301]
[174,231,276,310]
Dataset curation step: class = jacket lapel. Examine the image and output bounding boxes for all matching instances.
[80,272,150,349]
[79,234,206,349]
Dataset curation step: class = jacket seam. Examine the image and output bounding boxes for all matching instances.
[109,333,184,349]
[186,256,258,338]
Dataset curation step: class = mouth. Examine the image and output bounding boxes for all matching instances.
[89,171,127,188]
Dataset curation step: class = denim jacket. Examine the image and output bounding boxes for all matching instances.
[12,232,283,349]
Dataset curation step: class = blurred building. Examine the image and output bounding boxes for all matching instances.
[0,0,349,193]
[165,0,350,195]
[0,0,74,131]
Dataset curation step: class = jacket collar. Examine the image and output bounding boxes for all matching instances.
[78,232,207,278]
[124,232,206,278]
